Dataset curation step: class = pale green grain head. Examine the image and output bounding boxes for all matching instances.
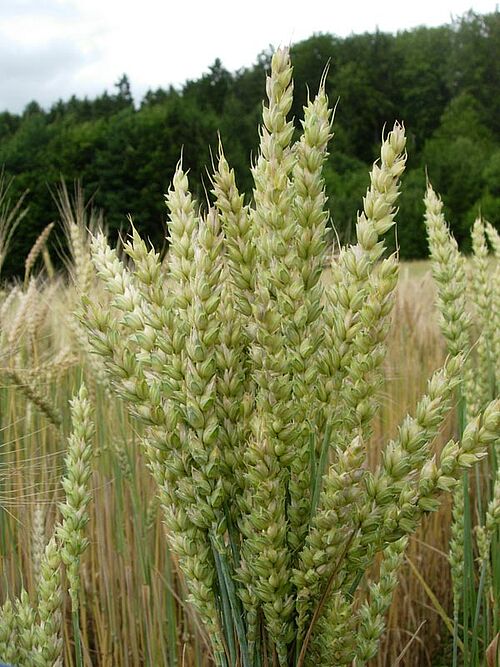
[81,47,499,667]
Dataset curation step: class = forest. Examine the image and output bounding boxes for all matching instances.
[0,9,499,276]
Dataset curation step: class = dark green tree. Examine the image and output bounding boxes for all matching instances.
[1,10,499,277]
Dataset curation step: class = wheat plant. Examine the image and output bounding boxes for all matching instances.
[0,169,28,277]
[0,385,94,667]
[76,48,500,667]
[425,186,499,667]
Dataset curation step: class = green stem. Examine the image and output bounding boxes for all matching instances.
[73,604,83,667]
[462,471,473,664]
[471,558,488,666]
[452,608,459,667]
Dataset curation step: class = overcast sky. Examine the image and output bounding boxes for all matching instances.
[1,0,498,113]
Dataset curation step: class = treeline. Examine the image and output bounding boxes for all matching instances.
[1,10,499,276]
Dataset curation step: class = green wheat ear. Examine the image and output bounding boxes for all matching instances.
[56,384,94,667]
[79,46,499,667]
[424,183,499,667]
[0,380,98,667]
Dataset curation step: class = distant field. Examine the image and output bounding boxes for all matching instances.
[399,259,432,280]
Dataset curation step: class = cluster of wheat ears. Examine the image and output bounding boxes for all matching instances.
[0,48,498,667]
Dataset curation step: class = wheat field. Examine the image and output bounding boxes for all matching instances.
[0,263,457,666]
[0,47,498,667]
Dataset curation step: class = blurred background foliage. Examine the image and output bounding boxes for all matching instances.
[0,9,499,276]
